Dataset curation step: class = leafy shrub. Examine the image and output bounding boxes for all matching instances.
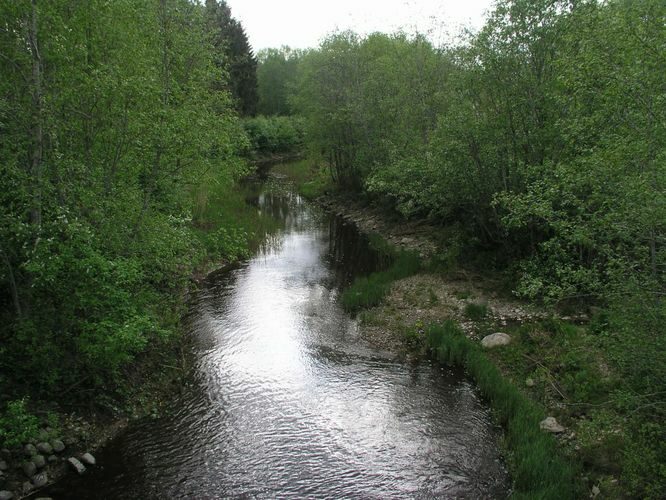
[243,115,305,155]
[0,399,39,448]
[464,302,489,321]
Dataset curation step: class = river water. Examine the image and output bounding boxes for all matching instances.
[48,176,509,499]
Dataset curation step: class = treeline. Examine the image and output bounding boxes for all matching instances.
[257,0,665,495]
[268,0,664,308]
[0,0,258,414]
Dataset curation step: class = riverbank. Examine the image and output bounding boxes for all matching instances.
[277,160,639,498]
[0,175,280,500]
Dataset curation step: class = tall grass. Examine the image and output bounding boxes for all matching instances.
[426,321,581,499]
[342,250,421,313]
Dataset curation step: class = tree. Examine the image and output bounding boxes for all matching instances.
[205,0,258,116]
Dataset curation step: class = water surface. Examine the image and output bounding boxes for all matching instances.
[50,176,509,499]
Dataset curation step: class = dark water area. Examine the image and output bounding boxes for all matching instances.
[46,174,509,499]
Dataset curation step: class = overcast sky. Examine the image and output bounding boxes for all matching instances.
[225,0,495,52]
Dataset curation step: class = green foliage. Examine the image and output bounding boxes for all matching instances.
[342,250,421,313]
[257,46,304,116]
[426,322,580,498]
[243,115,305,156]
[0,399,39,448]
[464,302,489,321]
[0,0,254,404]
[205,0,258,116]
[291,0,665,308]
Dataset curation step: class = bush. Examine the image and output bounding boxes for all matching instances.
[243,115,305,156]
[464,302,489,321]
[0,399,39,448]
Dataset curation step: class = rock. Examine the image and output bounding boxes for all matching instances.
[540,416,565,433]
[0,461,6,472]
[591,485,600,497]
[32,454,46,468]
[32,472,48,488]
[0,450,9,460]
[481,332,512,348]
[0,490,12,500]
[525,378,536,387]
[67,457,86,475]
[36,442,52,455]
[38,430,50,441]
[22,461,37,477]
[47,455,58,463]
[51,440,65,453]
[22,481,34,494]
[24,444,37,457]
[80,453,96,466]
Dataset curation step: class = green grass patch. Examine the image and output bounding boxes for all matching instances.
[342,250,421,313]
[464,301,489,321]
[426,321,581,499]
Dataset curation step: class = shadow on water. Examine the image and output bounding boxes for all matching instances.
[43,171,509,499]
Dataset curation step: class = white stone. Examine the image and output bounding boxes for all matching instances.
[480,332,512,348]
[67,457,86,475]
[80,453,96,466]
[540,416,565,433]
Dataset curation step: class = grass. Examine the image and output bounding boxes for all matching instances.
[341,250,421,313]
[464,301,489,321]
[426,321,581,499]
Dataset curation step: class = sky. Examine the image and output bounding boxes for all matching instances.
[225,0,495,53]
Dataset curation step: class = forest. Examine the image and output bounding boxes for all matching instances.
[1,0,664,498]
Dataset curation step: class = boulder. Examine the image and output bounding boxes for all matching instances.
[24,444,37,457]
[481,332,512,348]
[80,453,96,466]
[51,440,65,453]
[525,378,536,387]
[36,442,52,455]
[0,490,12,500]
[47,455,58,463]
[0,461,6,472]
[32,455,46,469]
[32,472,48,488]
[22,461,37,477]
[67,457,86,475]
[540,416,565,433]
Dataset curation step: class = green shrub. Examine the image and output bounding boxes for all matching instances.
[243,115,305,155]
[464,302,489,321]
[0,399,39,448]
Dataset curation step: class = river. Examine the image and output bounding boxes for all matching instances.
[47,174,509,499]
